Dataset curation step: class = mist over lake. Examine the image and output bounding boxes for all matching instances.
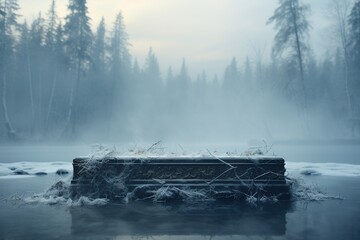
[1,0,360,239]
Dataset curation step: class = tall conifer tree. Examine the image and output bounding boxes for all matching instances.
[63,0,92,136]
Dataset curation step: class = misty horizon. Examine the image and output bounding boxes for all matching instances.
[0,0,359,143]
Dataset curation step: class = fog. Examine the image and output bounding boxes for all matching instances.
[1,0,360,144]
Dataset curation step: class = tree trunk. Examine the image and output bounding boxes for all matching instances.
[26,41,35,136]
[1,72,16,140]
[108,73,118,133]
[256,55,273,140]
[45,62,58,135]
[71,57,82,135]
[63,58,81,138]
[291,0,310,133]
[343,48,353,119]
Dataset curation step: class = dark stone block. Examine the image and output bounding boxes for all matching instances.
[71,156,291,201]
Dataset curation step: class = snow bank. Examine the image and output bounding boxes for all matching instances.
[0,162,72,179]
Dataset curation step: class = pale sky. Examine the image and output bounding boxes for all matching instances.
[18,0,331,79]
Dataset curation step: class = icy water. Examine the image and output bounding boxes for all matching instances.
[0,143,360,240]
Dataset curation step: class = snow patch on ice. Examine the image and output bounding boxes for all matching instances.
[286,162,360,177]
[69,197,109,206]
[0,175,34,180]
[0,162,72,179]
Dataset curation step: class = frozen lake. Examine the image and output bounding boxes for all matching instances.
[0,143,359,239]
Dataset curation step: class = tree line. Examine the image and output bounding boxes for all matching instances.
[0,0,359,142]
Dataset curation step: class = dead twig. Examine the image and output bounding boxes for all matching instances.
[146,140,163,152]
[206,149,236,169]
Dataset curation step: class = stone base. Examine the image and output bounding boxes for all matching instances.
[71,156,291,201]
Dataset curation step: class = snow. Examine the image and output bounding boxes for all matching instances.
[0,162,72,179]
[24,180,109,206]
[82,143,278,160]
[286,162,360,177]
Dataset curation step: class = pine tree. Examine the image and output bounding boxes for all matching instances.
[15,21,32,132]
[142,48,161,111]
[63,0,92,136]
[177,58,190,112]
[109,12,129,78]
[0,0,19,140]
[29,13,46,134]
[18,20,35,135]
[108,12,130,129]
[30,13,45,49]
[45,0,57,50]
[143,47,161,89]
[132,58,141,87]
[92,17,106,73]
[45,23,65,133]
[165,66,173,85]
[54,22,65,61]
[44,0,60,133]
[133,59,141,76]
[243,57,252,91]
[223,57,239,93]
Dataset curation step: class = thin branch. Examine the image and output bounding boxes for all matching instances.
[206,149,236,169]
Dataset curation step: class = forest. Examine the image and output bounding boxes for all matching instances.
[0,0,359,143]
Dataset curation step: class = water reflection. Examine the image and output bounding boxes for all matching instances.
[71,201,293,238]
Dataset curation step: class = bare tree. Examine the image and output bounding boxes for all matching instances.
[267,0,311,131]
[327,0,354,120]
